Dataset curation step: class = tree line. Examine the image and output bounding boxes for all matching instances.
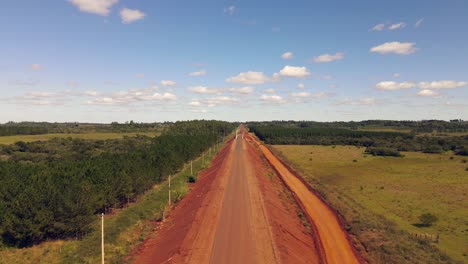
[0,120,234,247]
[249,125,468,156]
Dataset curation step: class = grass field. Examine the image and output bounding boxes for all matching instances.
[0,132,160,145]
[0,141,224,264]
[272,145,467,263]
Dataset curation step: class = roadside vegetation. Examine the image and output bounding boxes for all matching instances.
[0,135,224,264]
[0,120,234,249]
[271,145,467,263]
[249,122,467,156]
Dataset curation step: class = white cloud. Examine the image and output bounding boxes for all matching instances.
[226,71,271,84]
[281,52,294,60]
[189,100,201,107]
[260,94,286,103]
[417,89,438,97]
[189,70,206,76]
[190,96,240,108]
[68,0,118,16]
[161,80,176,86]
[264,88,276,94]
[388,22,406,30]
[187,86,221,94]
[84,90,99,96]
[313,52,344,63]
[418,80,467,89]
[371,23,385,31]
[31,64,42,71]
[224,5,236,15]
[297,83,305,89]
[86,87,176,106]
[152,92,176,100]
[337,97,376,105]
[370,42,418,55]
[279,66,311,78]
[376,81,416,90]
[292,92,334,100]
[228,86,255,94]
[120,8,145,24]
[415,18,424,28]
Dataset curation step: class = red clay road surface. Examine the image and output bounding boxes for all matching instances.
[131,126,363,264]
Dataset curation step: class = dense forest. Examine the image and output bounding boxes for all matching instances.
[248,119,468,133]
[249,122,468,156]
[0,120,235,247]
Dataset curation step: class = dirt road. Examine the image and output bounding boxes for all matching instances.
[131,126,362,264]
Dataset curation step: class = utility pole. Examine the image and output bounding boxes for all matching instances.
[168,175,171,206]
[101,213,104,264]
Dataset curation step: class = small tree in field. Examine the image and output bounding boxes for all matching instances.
[419,213,438,227]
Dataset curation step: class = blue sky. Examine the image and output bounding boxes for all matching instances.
[1,0,467,122]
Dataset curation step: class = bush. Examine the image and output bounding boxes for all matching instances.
[423,145,444,154]
[187,175,197,183]
[365,147,403,157]
[418,213,438,227]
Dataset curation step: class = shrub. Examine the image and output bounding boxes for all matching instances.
[365,147,403,157]
[187,175,197,183]
[423,145,444,154]
[418,213,438,227]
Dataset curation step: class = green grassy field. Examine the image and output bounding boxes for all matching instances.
[0,142,223,264]
[0,132,160,145]
[272,145,467,263]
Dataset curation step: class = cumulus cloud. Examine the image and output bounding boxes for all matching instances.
[371,23,385,31]
[415,18,424,28]
[388,22,406,30]
[120,8,145,24]
[226,71,271,84]
[279,66,311,78]
[417,89,438,97]
[31,64,42,71]
[224,5,236,15]
[297,83,305,89]
[264,88,276,94]
[187,86,221,94]
[189,96,239,108]
[228,86,255,94]
[260,94,286,103]
[370,42,418,55]
[87,88,176,105]
[189,70,206,76]
[161,80,176,86]
[418,81,467,89]
[337,97,376,105]
[376,81,416,90]
[68,0,118,16]
[281,52,294,60]
[313,52,344,63]
[291,92,334,100]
